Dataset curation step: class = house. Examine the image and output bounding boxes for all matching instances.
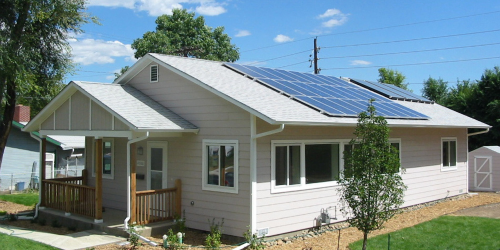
[468,146,500,192]
[23,53,490,237]
[1,105,85,192]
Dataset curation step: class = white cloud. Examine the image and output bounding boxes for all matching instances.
[318,9,341,19]
[274,34,293,43]
[317,8,348,28]
[69,39,136,65]
[87,0,227,16]
[350,60,371,66]
[195,3,227,16]
[235,30,251,37]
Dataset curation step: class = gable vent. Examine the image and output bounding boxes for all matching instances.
[150,65,158,82]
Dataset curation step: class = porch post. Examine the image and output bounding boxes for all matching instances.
[130,143,137,224]
[40,137,47,206]
[94,138,103,223]
[175,179,182,216]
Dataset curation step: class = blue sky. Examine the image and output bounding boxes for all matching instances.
[69,0,500,94]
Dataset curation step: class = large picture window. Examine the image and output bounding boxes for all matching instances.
[272,139,400,192]
[202,140,238,193]
[442,138,457,170]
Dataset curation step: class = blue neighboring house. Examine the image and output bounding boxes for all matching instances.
[1,106,84,192]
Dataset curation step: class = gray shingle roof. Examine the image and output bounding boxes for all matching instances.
[74,81,198,131]
[146,53,489,128]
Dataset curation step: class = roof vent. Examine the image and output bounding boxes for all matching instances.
[150,65,158,82]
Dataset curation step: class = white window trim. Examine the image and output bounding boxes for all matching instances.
[271,138,402,193]
[92,138,114,179]
[202,139,239,194]
[441,137,458,172]
[150,65,159,83]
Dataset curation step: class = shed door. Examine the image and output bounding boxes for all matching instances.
[474,156,492,190]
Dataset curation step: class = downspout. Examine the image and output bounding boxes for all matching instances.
[250,114,285,234]
[30,133,42,219]
[124,132,149,230]
[466,127,490,194]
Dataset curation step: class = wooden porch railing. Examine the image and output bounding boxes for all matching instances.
[135,179,182,225]
[42,179,96,218]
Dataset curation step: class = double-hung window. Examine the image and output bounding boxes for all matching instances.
[442,138,457,170]
[202,140,238,193]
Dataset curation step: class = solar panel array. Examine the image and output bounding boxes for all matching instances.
[224,63,429,120]
[350,79,433,103]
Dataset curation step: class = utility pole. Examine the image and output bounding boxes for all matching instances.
[313,37,320,74]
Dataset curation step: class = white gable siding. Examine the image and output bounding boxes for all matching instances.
[126,63,251,236]
[255,118,468,236]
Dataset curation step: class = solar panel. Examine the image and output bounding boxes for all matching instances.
[350,79,433,103]
[224,63,429,120]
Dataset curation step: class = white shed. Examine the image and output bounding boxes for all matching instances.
[469,146,500,192]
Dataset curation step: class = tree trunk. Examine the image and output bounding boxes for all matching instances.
[0,80,18,170]
[362,231,368,250]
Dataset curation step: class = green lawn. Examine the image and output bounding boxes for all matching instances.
[0,193,38,207]
[0,234,58,250]
[349,216,500,250]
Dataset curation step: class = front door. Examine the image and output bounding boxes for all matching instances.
[147,142,168,190]
[474,156,492,190]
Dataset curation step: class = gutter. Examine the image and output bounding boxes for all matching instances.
[124,132,149,230]
[30,133,42,219]
[250,115,285,235]
[467,127,490,136]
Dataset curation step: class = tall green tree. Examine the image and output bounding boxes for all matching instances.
[377,68,410,91]
[338,100,407,250]
[131,9,239,62]
[0,0,94,169]
[422,77,448,105]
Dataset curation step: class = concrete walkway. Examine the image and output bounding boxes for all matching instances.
[452,202,500,219]
[0,224,126,250]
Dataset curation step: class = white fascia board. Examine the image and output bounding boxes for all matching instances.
[270,120,491,129]
[39,130,132,138]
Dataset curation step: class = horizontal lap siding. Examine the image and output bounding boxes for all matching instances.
[127,64,251,236]
[255,120,468,236]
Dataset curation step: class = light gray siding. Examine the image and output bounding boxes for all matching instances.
[255,118,468,236]
[469,147,500,192]
[126,63,251,236]
[71,92,90,130]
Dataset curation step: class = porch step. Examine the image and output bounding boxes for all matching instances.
[38,208,176,238]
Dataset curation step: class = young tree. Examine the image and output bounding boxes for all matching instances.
[0,0,95,169]
[131,9,239,62]
[377,68,410,91]
[338,100,407,250]
[422,77,448,105]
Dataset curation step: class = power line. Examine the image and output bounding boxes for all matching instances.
[245,49,310,65]
[241,10,500,53]
[322,56,500,70]
[321,42,500,60]
[322,29,500,49]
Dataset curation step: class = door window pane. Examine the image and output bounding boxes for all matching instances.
[151,171,162,190]
[151,148,163,171]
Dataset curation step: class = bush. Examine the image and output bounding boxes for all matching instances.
[205,218,224,250]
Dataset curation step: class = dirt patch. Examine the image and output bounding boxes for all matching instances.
[0,200,80,235]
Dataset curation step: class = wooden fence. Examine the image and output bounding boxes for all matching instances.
[42,179,96,218]
[135,179,181,225]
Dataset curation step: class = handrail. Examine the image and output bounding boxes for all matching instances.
[134,179,182,225]
[49,176,83,182]
[136,187,176,195]
[41,180,96,218]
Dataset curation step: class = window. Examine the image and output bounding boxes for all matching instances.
[150,65,158,82]
[272,141,341,192]
[93,138,114,179]
[202,140,238,193]
[442,138,457,170]
[344,139,401,175]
